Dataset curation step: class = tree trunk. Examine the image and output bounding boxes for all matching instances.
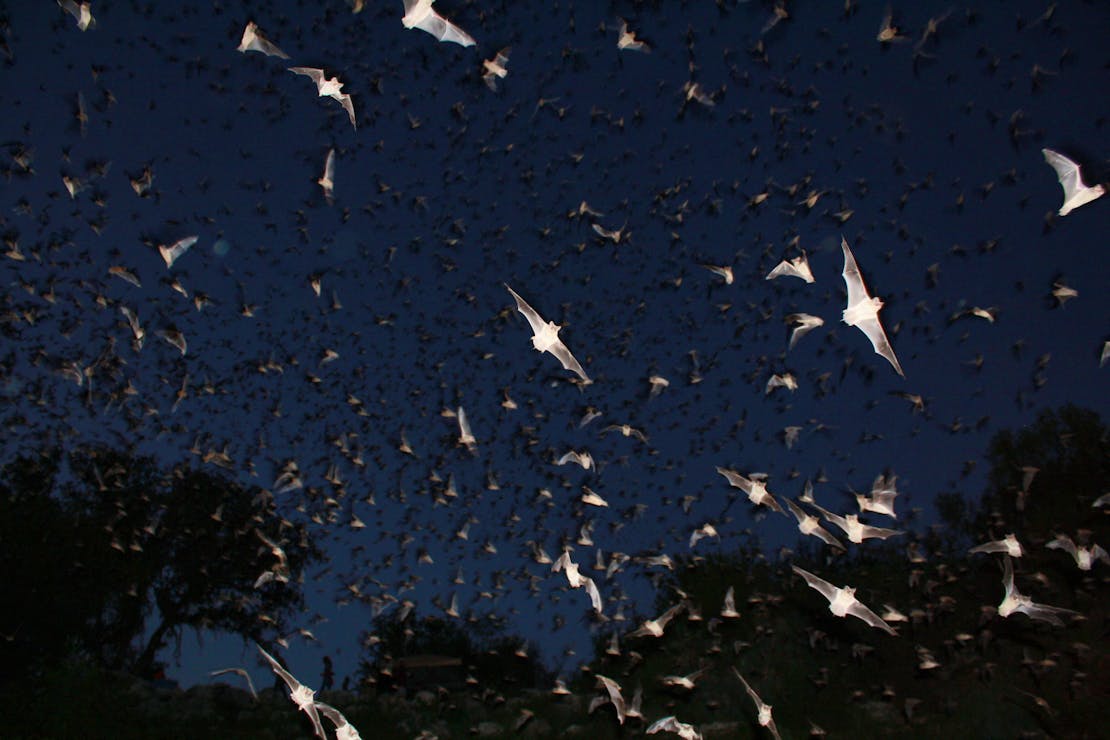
[135,618,173,679]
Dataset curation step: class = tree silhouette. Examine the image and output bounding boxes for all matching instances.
[358,609,550,692]
[0,444,321,686]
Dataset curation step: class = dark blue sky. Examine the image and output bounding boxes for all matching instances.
[2,0,1107,692]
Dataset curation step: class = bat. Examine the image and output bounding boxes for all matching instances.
[791,565,896,635]
[732,668,782,740]
[288,67,356,130]
[1041,148,1105,216]
[766,252,815,283]
[505,284,591,383]
[840,236,904,377]
[256,644,326,739]
[237,22,289,59]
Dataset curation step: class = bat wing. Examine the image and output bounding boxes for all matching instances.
[1042,148,1083,198]
[323,149,335,181]
[1045,535,1076,558]
[647,716,680,734]
[763,492,786,516]
[256,644,299,693]
[731,667,762,708]
[548,339,590,382]
[1019,601,1077,627]
[439,18,476,46]
[810,502,849,535]
[584,576,603,614]
[969,540,1008,555]
[765,260,794,281]
[505,284,547,338]
[551,550,570,574]
[860,523,904,540]
[856,316,904,377]
[337,94,356,129]
[413,11,473,46]
[596,675,625,722]
[791,565,837,604]
[840,237,871,308]
[256,38,289,59]
[656,602,684,628]
[314,701,354,734]
[241,25,289,59]
[289,67,324,85]
[785,498,807,525]
[813,524,846,550]
[305,704,326,739]
[846,601,897,634]
[1001,555,1016,601]
[715,467,752,493]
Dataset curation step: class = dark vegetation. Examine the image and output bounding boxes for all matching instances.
[1,405,1106,738]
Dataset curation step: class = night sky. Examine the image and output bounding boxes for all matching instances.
[2,0,1107,695]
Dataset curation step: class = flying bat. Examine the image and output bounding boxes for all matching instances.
[856,473,899,518]
[616,19,650,52]
[785,312,824,350]
[288,67,356,129]
[401,0,476,47]
[766,252,815,283]
[840,236,904,377]
[314,701,362,740]
[969,533,1023,558]
[809,501,903,544]
[998,556,1078,626]
[785,499,845,550]
[505,284,590,383]
[209,668,257,700]
[237,22,289,58]
[317,148,335,204]
[628,602,684,638]
[58,0,95,31]
[1041,148,1105,216]
[594,675,627,724]
[455,406,477,452]
[791,565,897,635]
[1046,534,1108,571]
[159,235,198,269]
[256,644,326,739]
[646,716,701,740]
[732,668,782,740]
[716,467,786,516]
[482,47,510,90]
